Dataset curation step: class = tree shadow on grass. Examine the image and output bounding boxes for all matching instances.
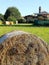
[0,24,49,27]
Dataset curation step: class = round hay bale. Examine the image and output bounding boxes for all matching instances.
[0,31,49,65]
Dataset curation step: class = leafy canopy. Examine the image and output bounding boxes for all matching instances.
[4,7,21,20]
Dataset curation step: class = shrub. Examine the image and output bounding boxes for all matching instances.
[18,18,26,23]
[7,16,17,24]
[34,20,49,26]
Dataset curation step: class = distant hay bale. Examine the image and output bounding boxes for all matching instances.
[5,21,14,25]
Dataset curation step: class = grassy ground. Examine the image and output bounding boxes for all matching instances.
[0,24,49,44]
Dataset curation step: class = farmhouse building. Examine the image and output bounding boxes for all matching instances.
[34,7,49,25]
[24,15,37,23]
[24,15,33,22]
[24,6,49,23]
[35,6,49,20]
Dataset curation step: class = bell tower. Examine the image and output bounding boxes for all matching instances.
[39,6,41,13]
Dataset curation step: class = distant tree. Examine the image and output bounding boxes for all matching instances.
[0,14,4,21]
[4,7,21,20]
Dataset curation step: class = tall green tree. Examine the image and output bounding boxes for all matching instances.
[4,7,21,20]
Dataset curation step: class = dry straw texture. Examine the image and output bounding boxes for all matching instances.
[0,31,49,65]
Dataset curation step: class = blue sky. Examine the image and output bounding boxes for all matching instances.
[0,0,49,16]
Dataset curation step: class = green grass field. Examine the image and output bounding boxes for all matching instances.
[0,24,49,44]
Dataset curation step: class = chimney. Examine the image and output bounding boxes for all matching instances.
[39,6,41,13]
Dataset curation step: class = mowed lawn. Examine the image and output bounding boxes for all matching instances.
[0,24,49,44]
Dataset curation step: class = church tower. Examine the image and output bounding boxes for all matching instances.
[39,6,41,13]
